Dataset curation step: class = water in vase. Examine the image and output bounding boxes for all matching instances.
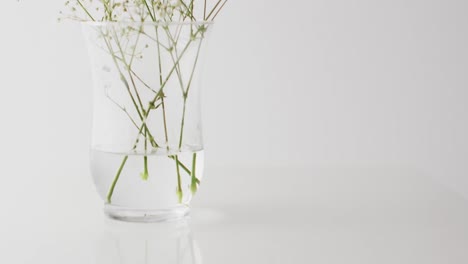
[91,148,204,210]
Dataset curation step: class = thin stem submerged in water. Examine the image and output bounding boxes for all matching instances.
[175,156,183,203]
[106,155,129,203]
[190,153,198,194]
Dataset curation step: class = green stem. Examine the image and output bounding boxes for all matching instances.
[211,0,228,21]
[141,155,149,180]
[129,25,143,66]
[175,156,183,203]
[142,0,156,21]
[190,153,198,194]
[77,0,95,21]
[206,0,222,20]
[129,68,158,93]
[178,98,187,149]
[204,0,207,20]
[155,27,170,148]
[106,155,128,203]
[106,92,150,134]
[168,155,190,175]
[179,0,196,21]
[178,39,204,149]
[141,130,149,181]
[185,38,203,97]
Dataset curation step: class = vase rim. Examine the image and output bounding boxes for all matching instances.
[82,21,214,27]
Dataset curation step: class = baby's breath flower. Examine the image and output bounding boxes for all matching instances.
[61,0,227,22]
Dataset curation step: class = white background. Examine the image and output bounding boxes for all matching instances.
[0,0,468,215]
[1,1,468,263]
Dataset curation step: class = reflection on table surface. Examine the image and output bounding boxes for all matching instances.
[97,219,201,264]
[3,169,468,264]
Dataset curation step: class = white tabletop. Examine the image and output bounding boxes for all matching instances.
[1,167,468,264]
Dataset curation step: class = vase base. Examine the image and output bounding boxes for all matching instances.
[104,204,190,223]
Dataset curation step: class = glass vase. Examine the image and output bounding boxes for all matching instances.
[82,22,212,222]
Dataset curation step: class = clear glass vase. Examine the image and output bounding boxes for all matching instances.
[82,22,212,222]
